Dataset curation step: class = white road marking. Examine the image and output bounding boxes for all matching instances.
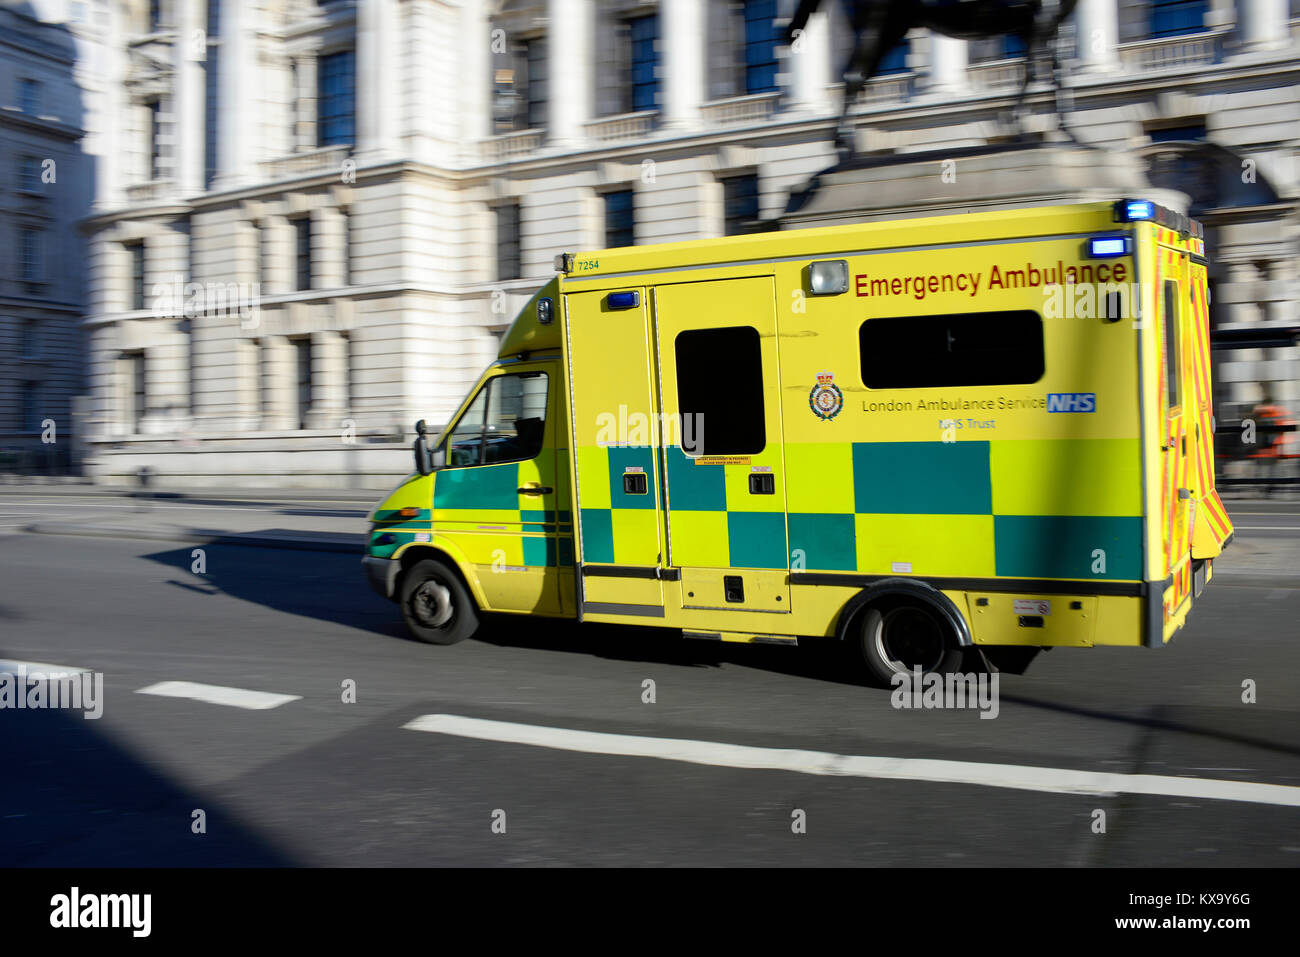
[0,659,90,675]
[136,680,300,710]
[404,714,1300,809]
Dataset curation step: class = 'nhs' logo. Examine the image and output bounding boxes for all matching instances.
[1048,393,1097,413]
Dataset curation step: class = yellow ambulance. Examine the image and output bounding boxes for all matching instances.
[363,199,1233,680]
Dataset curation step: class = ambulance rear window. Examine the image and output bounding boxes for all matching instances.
[859,310,1044,389]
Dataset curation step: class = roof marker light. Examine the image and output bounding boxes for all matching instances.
[1087,236,1131,258]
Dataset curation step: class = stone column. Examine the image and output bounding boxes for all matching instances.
[172,0,205,195]
[790,7,833,113]
[314,207,346,290]
[259,335,297,430]
[461,0,492,154]
[357,0,400,159]
[216,0,258,187]
[295,53,318,150]
[662,0,704,130]
[1075,0,1119,72]
[926,33,969,93]
[1238,0,1289,51]
[307,331,348,430]
[549,0,593,145]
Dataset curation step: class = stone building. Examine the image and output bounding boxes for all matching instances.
[0,0,97,473]
[59,0,1300,486]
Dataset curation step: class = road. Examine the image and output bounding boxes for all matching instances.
[1,492,1298,866]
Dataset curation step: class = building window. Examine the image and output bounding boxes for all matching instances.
[859,311,1045,389]
[127,242,146,310]
[293,337,313,429]
[877,38,911,75]
[18,77,40,114]
[258,223,270,287]
[722,173,760,236]
[629,15,660,112]
[1150,0,1207,37]
[1148,123,1207,142]
[294,216,312,291]
[21,382,41,432]
[318,49,356,146]
[204,49,220,187]
[604,189,635,248]
[496,202,521,282]
[147,98,163,179]
[20,319,39,358]
[18,155,41,192]
[675,326,766,455]
[742,0,778,94]
[127,352,147,431]
[19,228,42,283]
[341,210,352,287]
[505,36,549,131]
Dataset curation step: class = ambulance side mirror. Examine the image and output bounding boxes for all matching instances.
[413,419,442,476]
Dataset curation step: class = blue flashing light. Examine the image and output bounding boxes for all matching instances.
[607,291,640,310]
[1088,236,1131,258]
[1116,199,1155,222]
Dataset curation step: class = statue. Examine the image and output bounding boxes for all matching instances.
[784,0,1080,155]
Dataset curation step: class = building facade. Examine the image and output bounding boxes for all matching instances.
[58,0,1300,486]
[0,0,99,474]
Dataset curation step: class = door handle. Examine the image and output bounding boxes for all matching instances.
[517,485,553,495]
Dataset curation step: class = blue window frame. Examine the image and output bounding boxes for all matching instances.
[318,49,356,146]
[629,15,659,112]
[1003,33,1026,58]
[743,0,778,94]
[1150,0,1207,38]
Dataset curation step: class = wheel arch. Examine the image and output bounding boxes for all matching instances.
[393,540,486,609]
[834,577,973,648]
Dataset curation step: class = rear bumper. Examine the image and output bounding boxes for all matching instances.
[363,556,400,600]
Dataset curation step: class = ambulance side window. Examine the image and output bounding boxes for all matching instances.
[445,372,549,468]
[674,326,766,455]
[1162,280,1180,409]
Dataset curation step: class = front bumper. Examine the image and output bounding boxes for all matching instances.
[363,555,401,600]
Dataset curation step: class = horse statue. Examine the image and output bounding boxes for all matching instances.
[784,0,1080,154]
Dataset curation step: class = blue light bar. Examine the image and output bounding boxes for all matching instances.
[607,291,640,310]
[1087,236,1131,258]
[1115,199,1155,222]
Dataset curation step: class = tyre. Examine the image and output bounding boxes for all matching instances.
[856,602,965,685]
[399,559,479,645]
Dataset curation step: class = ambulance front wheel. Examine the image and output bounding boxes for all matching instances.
[857,603,965,685]
[400,559,479,645]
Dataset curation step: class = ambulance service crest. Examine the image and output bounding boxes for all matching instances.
[808,371,843,421]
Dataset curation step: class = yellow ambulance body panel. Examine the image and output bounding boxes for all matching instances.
[364,201,1232,665]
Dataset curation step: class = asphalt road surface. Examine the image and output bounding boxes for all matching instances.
[2,511,1298,867]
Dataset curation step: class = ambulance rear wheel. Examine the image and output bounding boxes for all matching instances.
[857,603,964,685]
[400,559,479,645]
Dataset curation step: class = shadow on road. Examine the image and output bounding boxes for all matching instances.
[0,706,296,866]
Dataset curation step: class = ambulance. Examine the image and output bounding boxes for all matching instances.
[362,199,1233,681]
